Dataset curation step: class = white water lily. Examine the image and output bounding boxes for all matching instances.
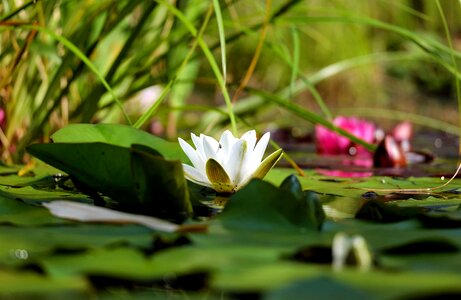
[178,130,283,193]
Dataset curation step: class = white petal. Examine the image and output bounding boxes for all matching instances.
[43,201,179,232]
[219,130,237,157]
[191,133,205,161]
[223,139,247,183]
[202,135,220,161]
[178,138,204,170]
[182,164,212,187]
[252,132,270,163]
[241,130,257,152]
[241,132,270,177]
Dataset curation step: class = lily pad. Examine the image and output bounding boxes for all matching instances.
[0,269,88,298]
[215,179,324,232]
[0,224,154,265]
[51,123,187,161]
[0,195,67,226]
[27,142,191,221]
[264,277,372,300]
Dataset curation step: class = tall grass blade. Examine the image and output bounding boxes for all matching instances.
[212,0,227,83]
[281,15,461,60]
[289,25,299,99]
[435,0,461,154]
[16,24,132,125]
[134,3,213,130]
[0,0,37,21]
[156,0,237,134]
[231,0,272,104]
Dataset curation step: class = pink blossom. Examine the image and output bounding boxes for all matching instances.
[0,108,5,129]
[315,116,376,156]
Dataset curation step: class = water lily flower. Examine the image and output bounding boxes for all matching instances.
[0,108,5,129]
[316,116,377,157]
[178,130,283,193]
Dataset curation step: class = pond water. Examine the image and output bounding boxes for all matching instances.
[277,129,460,178]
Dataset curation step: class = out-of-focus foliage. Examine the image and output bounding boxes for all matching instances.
[0,0,460,163]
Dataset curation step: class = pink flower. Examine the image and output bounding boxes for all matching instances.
[0,108,5,129]
[315,116,376,157]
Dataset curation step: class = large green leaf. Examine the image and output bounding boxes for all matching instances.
[0,184,91,205]
[265,168,461,199]
[264,277,372,300]
[131,147,192,221]
[213,262,461,298]
[42,247,154,279]
[0,224,154,266]
[40,244,281,281]
[51,123,188,162]
[28,142,136,203]
[280,175,325,231]
[215,179,324,232]
[27,142,191,220]
[0,270,88,298]
[0,194,67,226]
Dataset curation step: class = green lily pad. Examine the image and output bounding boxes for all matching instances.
[51,123,187,161]
[0,269,88,298]
[0,162,66,188]
[215,179,324,232]
[265,169,461,199]
[0,194,67,226]
[0,224,154,265]
[27,143,136,202]
[42,247,154,279]
[27,142,191,221]
[131,147,191,221]
[264,277,372,300]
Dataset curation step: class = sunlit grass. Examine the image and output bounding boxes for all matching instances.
[0,0,460,163]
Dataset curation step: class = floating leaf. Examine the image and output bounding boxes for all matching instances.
[27,142,191,221]
[28,142,136,201]
[51,123,187,161]
[43,201,179,232]
[41,247,156,279]
[131,148,192,221]
[0,195,67,226]
[215,179,324,232]
[0,269,88,297]
[381,238,458,255]
[355,200,423,223]
[264,277,371,300]
[279,174,303,199]
[0,224,154,266]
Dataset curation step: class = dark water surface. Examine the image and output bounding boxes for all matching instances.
[277,129,460,178]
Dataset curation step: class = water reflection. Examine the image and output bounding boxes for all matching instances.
[280,152,459,179]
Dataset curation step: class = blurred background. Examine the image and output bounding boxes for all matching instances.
[1,0,460,163]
